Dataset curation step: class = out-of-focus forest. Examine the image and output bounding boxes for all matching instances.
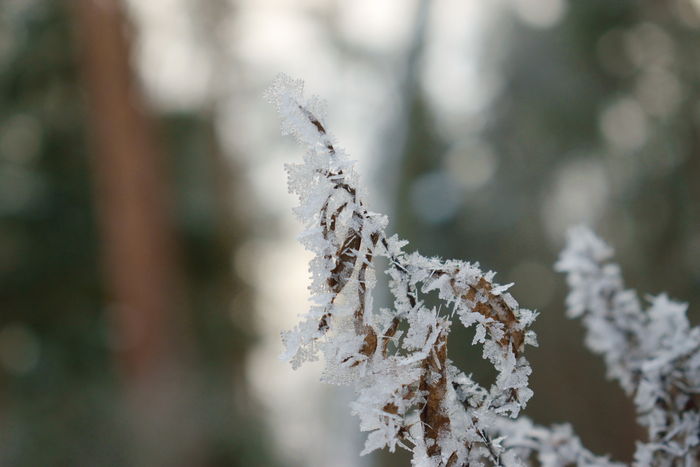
[0,1,698,466]
[0,1,268,466]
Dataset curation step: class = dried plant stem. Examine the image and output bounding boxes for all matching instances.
[266,75,700,467]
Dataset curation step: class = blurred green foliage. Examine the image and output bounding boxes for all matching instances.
[0,2,275,466]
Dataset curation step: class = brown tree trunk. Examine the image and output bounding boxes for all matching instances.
[70,1,199,465]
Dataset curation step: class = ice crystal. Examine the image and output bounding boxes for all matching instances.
[267,74,537,465]
[556,226,700,466]
[268,75,700,466]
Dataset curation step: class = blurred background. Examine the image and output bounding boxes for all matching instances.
[1,0,699,466]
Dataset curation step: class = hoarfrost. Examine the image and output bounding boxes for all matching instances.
[268,75,700,466]
[556,226,700,465]
[268,74,537,465]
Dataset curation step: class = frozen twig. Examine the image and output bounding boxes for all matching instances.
[556,226,700,466]
[266,74,536,466]
[266,75,700,466]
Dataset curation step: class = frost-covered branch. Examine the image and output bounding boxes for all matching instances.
[266,75,700,466]
[266,74,538,466]
[556,227,700,466]
[496,418,624,467]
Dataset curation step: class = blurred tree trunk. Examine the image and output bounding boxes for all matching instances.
[71,1,200,465]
